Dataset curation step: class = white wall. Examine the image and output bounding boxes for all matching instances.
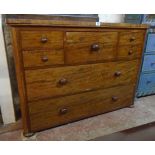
[98,14,124,23]
[0,14,15,124]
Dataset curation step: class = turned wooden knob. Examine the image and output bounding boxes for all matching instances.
[59,108,68,115]
[91,44,100,51]
[41,56,48,62]
[40,37,48,43]
[114,71,121,77]
[128,50,133,55]
[112,96,119,101]
[130,37,136,42]
[58,78,68,85]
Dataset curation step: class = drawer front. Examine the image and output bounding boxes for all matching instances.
[117,45,143,60]
[25,60,139,101]
[138,73,155,96]
[145,33,155,53]
[66,32,118,44]
[65,44,116,64]
[23,50,64,68]
[29,85,134,132]
[119,31,145,46]
[142,55,155,72]
[21,30,64,50]
[65,32,118,64]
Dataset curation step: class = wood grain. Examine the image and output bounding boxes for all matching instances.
[29,85,135,132]
[65,31,117,64]
[25,60,139,101]
[20,30,64,50]
[23,49,64,67]
[65,44,116,64]
[10,28,31,134]
[6,15,148,29]
[119,30,145,46]
[117,44,143,60]
[66,31,118,44]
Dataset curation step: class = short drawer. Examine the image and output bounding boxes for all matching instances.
[25,60,139,101]
[138,73,155,96]
[23,50,64,68]
[119,31,145,46]
[29,85,134,132]
[117,45,143,60]
[20,30,64,50]
[65,31,118,64]
[145,33,155,53]
[142,55,155,72]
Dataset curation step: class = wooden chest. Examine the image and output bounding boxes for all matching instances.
[6,16,148,136]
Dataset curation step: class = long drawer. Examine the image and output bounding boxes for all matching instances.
[25,60,139,101]
[29,85,135,132]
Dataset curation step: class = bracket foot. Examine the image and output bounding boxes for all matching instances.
[128,104,135,108]
[23,132,35,137]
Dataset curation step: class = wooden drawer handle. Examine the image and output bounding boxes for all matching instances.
[58,78,68,85]
[41,37,48,43]
[91,44,100,51]
[59,108,68,115]
[130,37,136,42]
[41,56,48,62]
[128,50,133,55]
[114,71,121,77]
[112,96,119,101]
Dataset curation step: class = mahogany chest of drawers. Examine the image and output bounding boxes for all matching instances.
[7,16,148,136]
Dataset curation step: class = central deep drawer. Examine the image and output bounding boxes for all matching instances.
[25,60,139,101]
[65,31,118,64]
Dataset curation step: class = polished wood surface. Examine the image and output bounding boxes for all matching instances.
[119,30,145,45]
[11,28,31,134]
[6,15,148,29]
[65,31,117,64]
[65,44,116,64]
[66,32,118,44]
[23,50,64,67]
[25,60,139,101]
[7,16,147,134]
[117,45,143,60]
[29,85,134,132]
[21,30,64,50]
